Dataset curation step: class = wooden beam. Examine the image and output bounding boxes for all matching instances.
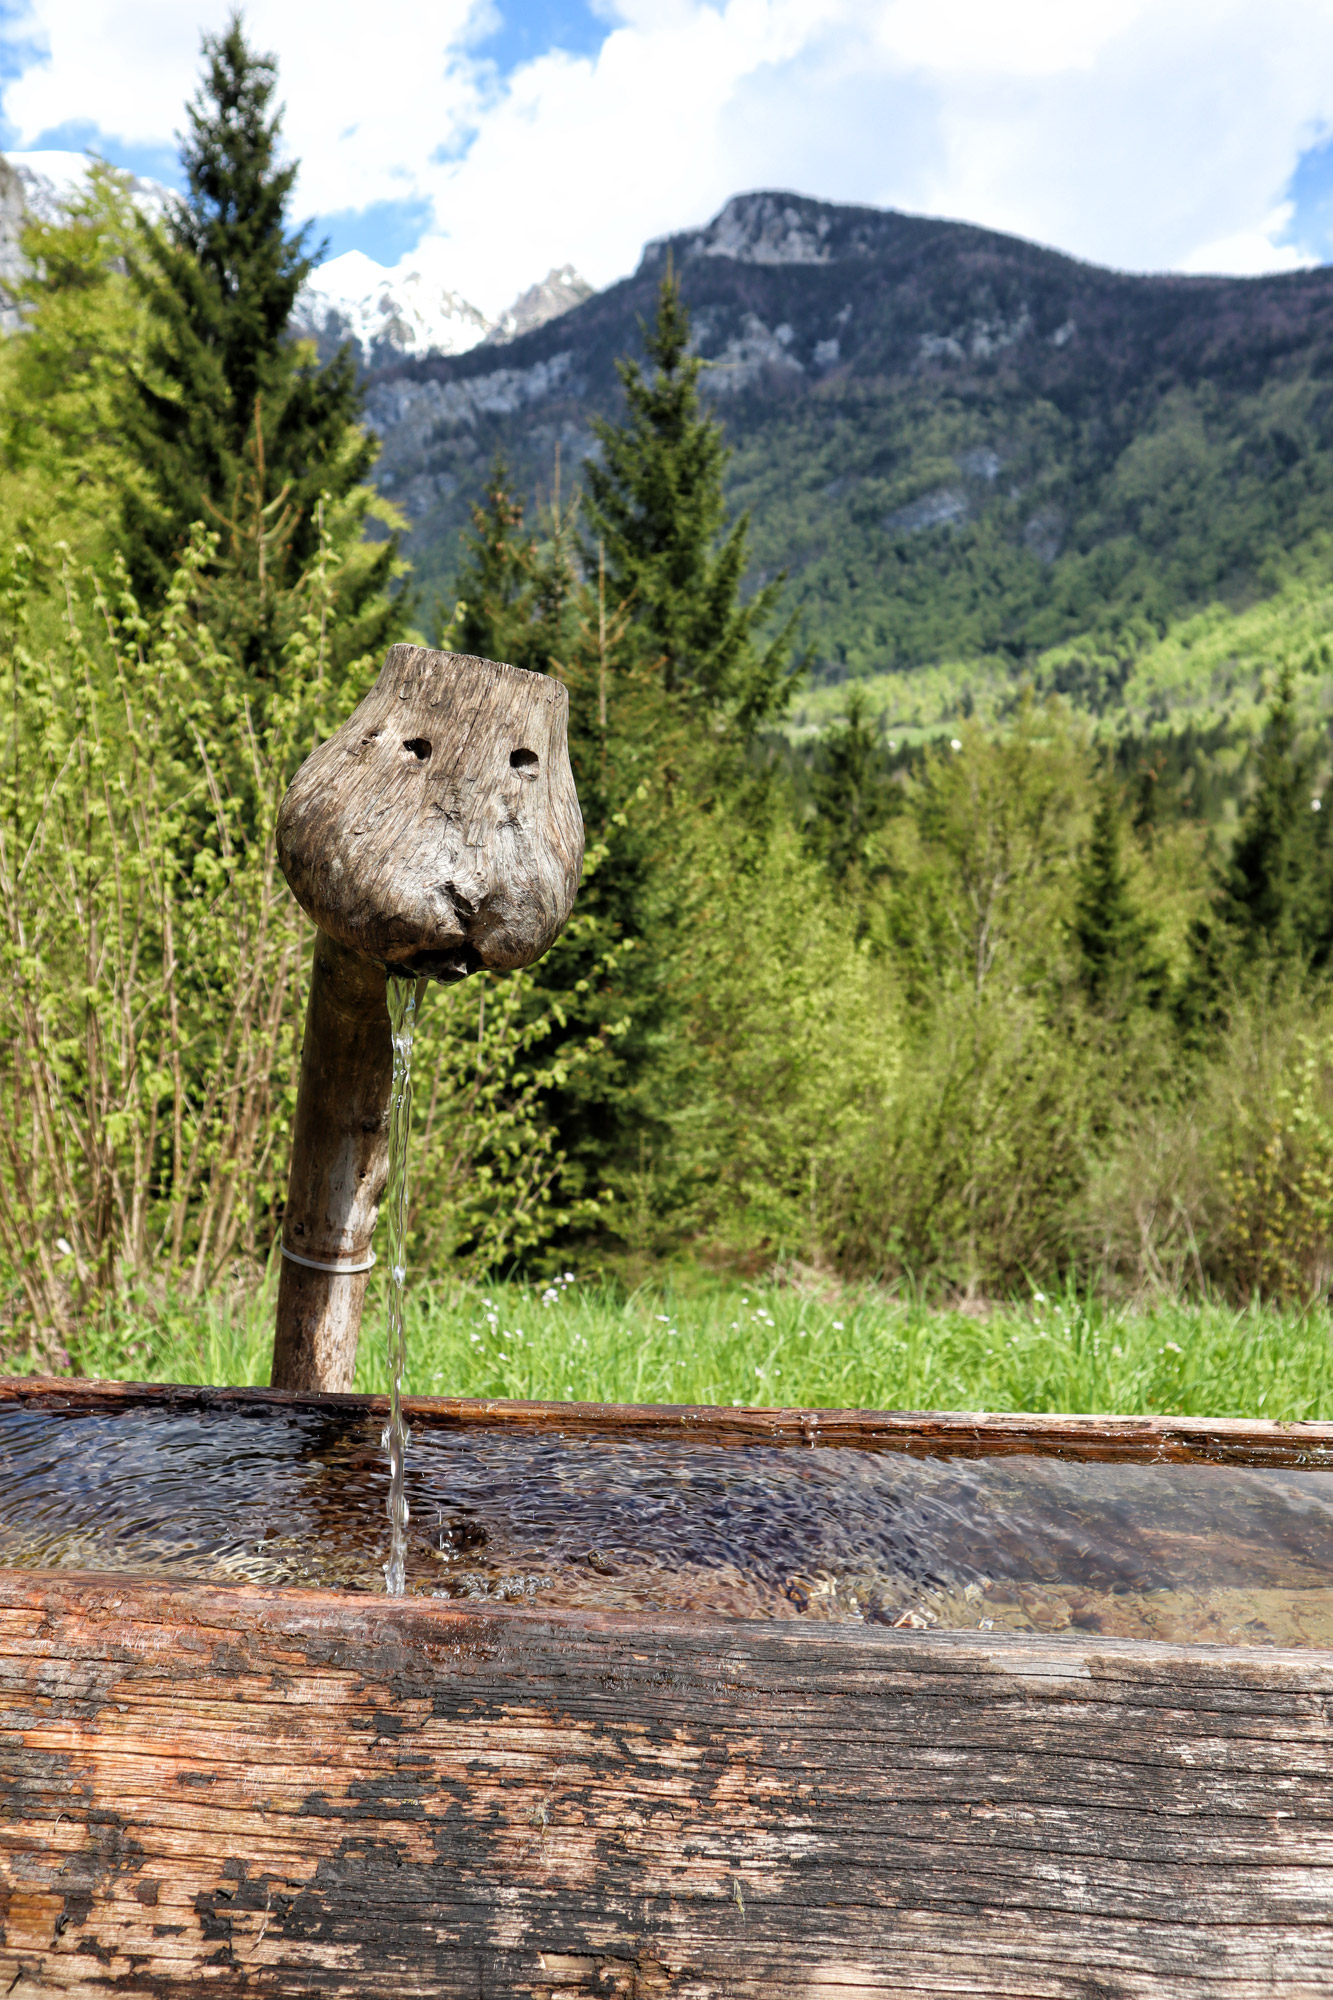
[2,1569,1333,1995]
[271,930,391,1394]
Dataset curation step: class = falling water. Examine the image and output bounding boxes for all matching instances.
[383,973,426,1596]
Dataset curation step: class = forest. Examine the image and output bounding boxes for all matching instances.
[5,21,1333,1412]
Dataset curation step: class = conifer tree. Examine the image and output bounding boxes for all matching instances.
[446,458,574,676]
[449,460,679,1210]
[1072,779,1163,1009]
[124,14,398,681]
[807,688,892,881]
[581,266,797,739]
[1217,665,1326,967]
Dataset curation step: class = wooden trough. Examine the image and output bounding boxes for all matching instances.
[3,1377,1333,1996]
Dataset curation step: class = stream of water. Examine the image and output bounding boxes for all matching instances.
[382,973,426,1596]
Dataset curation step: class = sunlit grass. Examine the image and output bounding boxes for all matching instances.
[47,1266,1333,1422]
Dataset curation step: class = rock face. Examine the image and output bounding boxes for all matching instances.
[294,250,494,371]
[486,263,594,344]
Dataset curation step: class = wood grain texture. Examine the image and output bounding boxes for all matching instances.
[271,933,392,1394]
[277,644,583,980]
[2,1570,1333,1996]
[4,1375,1333,1468]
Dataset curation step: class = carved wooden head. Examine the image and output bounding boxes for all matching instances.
[278,645,584,980]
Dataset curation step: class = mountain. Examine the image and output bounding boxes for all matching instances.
[361,190,1333,688]
[294,252,592,372]
[0,149,592,389]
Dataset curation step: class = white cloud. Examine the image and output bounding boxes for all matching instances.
[2,0,1333,311]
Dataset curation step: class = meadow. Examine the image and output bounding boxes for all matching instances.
[61,1270,1333,1423]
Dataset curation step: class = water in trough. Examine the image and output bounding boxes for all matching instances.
[5,1397,1333,1645]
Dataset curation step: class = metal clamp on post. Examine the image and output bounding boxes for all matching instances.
[280,1245,377,1276]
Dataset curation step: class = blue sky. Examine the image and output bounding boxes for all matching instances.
[2,0,1332,313]
[1285,134,1333,265]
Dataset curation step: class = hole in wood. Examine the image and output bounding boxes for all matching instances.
[403,738,432,761]
[510,747,539,780]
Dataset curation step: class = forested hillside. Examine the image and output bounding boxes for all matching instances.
[367,190,1333,687]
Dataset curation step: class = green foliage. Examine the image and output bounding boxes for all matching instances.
[442,454,575,679]
[725,362,1333,684]
[804,687,895,883]
[1215,664,1328,968]
[635,819,898,1260]
[0,529,311,1346]
[0,165,149,566]
[122,16,400,686]
[13,27,1333,1377]
[1072,780,1164,1010]
[583,270,799,737]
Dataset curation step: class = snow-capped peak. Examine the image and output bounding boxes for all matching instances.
[294,245,594,369]
[295,247,493,369]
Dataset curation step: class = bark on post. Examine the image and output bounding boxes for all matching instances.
[271,646,583,1392]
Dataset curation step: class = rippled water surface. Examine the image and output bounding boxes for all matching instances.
[4,1400,1333,1645]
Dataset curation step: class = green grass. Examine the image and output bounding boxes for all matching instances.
[44,1268,1333,1421]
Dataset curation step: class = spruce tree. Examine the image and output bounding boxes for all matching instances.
[581,266,797,738]
[1072,779,1163,1009]
[807,688,892,881]
[1218,665,1325,967]
[446,458,573,676]
[450,463,679,1212]
[124,15,397,681]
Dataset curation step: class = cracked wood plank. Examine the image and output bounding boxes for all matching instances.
[2,1571,1333,1995]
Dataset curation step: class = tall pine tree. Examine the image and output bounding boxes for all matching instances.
[807,688,893,882]
[581,266,798,740]
[1072,779,1163,1010]
[1218,665,1327,968]
[124,14,399,681]
[445,457,575,678]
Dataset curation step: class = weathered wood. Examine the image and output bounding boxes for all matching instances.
[271,645,583,1391]
[4,1384,1333,1990]
[271,932,392,1394]
[5,1373,1333,1468]
[2,1569,1333,1995]
[277,644,583,980]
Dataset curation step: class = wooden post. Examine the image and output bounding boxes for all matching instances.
[270,931,391,1392]
[271,646,583,1391]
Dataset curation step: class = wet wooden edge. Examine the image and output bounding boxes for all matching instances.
[2,1563,1331,1678]
[1,1370,1332,1465]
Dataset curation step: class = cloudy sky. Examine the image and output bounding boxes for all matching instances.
[0,0,1331,315]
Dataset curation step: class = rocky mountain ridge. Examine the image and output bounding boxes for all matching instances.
[363,190,1333,682]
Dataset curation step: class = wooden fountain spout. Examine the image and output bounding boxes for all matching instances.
[270,645,583,1392]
